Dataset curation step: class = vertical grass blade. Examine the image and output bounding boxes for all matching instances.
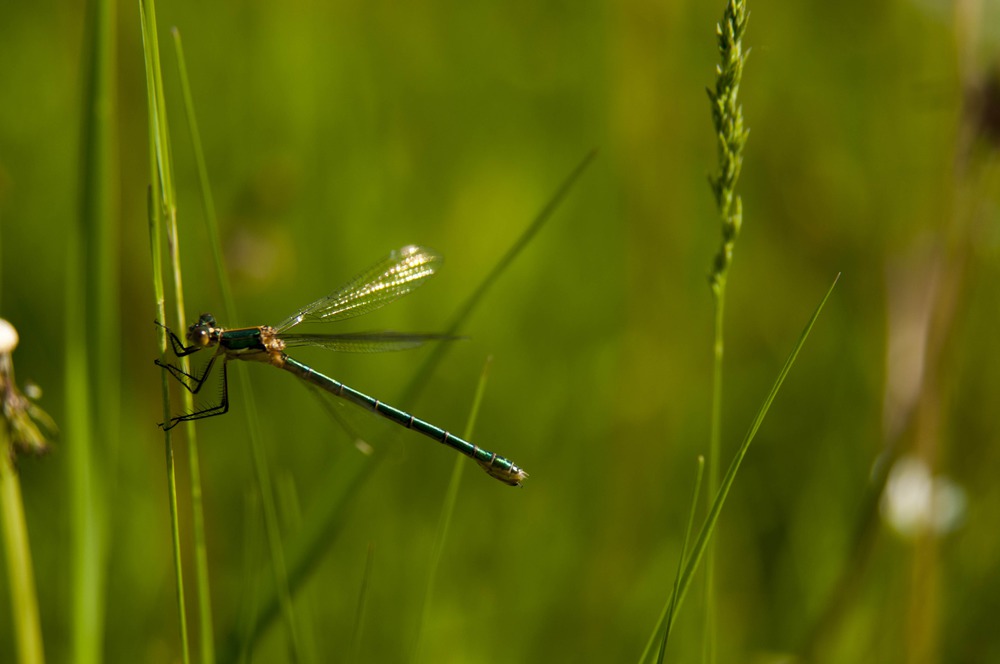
[81,0,121,484]
[139,0,190,660]
[68,0,119,660]
[704,2,750,660]
[169,28,223,664]
[64,222,101,664]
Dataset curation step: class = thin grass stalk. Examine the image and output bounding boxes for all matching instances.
[704,2,749,661]
[169,28,222,663]
[169,26,301,660]
[350,543,375,663]
[655,457,705,664]
[0,448,43,664]
[145,130,192,664]
[640,456,704,664]
[139,0,190,660]
[0,327,47,664]
[411,357,492,662]
[704,289,724,664]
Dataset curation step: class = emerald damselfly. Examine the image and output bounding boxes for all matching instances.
[155,245,527,486]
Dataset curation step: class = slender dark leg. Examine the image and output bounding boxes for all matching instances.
[155,352,218,394]
[154,321,234,429]
[159,361,231,430]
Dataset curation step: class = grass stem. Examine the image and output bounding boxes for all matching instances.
[704,2,749,661]
[0,326,49,664]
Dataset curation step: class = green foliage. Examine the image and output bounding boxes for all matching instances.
[0,1,997,662]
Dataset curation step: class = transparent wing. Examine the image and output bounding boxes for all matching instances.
[280,331,459,353]
[275,245,442,332]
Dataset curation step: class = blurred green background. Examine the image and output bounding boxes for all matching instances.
[2,0,999,662]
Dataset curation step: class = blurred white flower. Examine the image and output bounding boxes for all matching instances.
[880,455,965,537]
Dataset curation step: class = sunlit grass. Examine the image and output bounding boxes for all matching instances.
[2,0,995,661]
[140,0,194,659]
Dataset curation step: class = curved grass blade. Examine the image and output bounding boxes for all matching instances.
[141,4,194,662]
[219,151,596,663]
[398,149,597,409]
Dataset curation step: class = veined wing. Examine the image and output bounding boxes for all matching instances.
[279,331,458,353]
[275,245,442,332]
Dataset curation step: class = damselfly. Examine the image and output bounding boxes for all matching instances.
[155,245,527,486]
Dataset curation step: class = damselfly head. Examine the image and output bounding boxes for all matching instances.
[187,314,219,347]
